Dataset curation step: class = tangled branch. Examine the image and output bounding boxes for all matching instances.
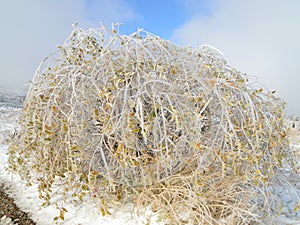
[8,24,295,224]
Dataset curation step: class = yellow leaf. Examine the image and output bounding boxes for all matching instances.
[255,169,261,175]
[294,204,300,212]
[52,106,58,112]
[132,128,140,133]
[171,67,177,74]
[59,211,65,221]
[94,108,99,117]
[63,125,68,132]
[209,79,216,87]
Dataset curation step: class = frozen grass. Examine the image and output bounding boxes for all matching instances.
[7,25,297,224]
[136,172,263,224]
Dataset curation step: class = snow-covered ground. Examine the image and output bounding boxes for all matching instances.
[0,104,300,225]
[0,105,163,225]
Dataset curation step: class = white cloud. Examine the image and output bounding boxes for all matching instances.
[172,0,300,115]
[0,0,137,91]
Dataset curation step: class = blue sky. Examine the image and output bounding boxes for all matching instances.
[0,0,300,115]
[119,0,188,36]
[83,0,212,38]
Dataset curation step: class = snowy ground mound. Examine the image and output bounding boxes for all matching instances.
[0,99,300,225]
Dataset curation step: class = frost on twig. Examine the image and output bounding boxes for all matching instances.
[8,25,295,224]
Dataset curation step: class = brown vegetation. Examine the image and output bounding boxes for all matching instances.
[8,25,296,224]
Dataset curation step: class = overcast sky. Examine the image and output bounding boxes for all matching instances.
[0,0,299,116]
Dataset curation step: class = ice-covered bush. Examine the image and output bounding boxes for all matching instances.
[8,24,294,224]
